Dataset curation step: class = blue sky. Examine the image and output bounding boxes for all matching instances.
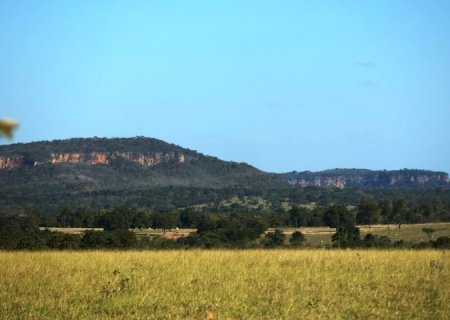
[1,1,449,173]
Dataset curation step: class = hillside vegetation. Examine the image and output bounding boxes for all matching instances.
[1,137,450,212]
[0,137,287,210]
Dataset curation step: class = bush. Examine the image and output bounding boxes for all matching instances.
[263,229,285,247]
[289,231,305,246]
[433,236,450,249]
[46,232,80,249]
[80,230,109,249]
[363,234,392,248]
[332,225,361,248]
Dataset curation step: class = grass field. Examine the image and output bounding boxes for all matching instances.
[0,250,448,319]
[44,222,450,247]
[275,222,450,247]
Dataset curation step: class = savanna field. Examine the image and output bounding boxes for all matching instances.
[0,250,448,320]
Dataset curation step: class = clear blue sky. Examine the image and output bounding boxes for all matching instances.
[1,1,449,173]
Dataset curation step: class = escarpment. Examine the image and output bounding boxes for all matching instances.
[282,169,449,189]
[0,151,188,169]
[0,137,196,170]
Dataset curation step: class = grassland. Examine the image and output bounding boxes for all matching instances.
[0,250,448,319]
[44,222,450,246]
[276,222,450,247]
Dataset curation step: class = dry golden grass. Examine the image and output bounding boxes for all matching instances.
[0,250,448,319]
[42,227,104,234]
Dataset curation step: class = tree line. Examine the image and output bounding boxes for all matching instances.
[34,197,450,230]
[1,198,449,250]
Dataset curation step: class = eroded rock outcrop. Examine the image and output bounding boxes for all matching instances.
[0,155,23,169]
[283,169,450,189]
[0,151,189,169]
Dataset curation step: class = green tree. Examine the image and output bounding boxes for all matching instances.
[323,204,354,228]
[46,232,80,249]
[433,236,450,249]
[101,208,130,231]
[57,207,82,227]
[356,199,380,227]
[109,230,137,248]
[80,230,109,248]
[392,200,408,229]
[332,225,360,248]
[151,211,180,231]
[288,206,307,228]
[378,199,392,223]
[362,234,391,248]
[263,229,285,247]
[289,230,305,246]
[0,217,23,249]
[179,208,203,228]
[418,203,433,223]
[131,210,150,229]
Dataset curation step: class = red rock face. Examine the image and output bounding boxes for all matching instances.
[47,152,186,167]
[0,151,191,169]
[51,153,82,164]
[89,152,108,165]
[0,156,23,169]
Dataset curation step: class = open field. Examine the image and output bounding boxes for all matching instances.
[0,250,449,319]
[272,222,450,247]
[44,222,450,247]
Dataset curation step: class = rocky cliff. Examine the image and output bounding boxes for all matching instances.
[282,169,450,189]
[0,137,449,211]
[0,151,188,169]
[0,137,283,190]
[0,136,199,170]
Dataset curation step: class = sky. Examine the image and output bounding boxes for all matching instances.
[1,1,449,173]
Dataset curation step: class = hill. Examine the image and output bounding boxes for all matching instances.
[0,136,286,188]
[282,168,449,189]
[1,137,449,212]
[0,137,287,211]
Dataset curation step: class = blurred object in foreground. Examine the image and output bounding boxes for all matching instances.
[0,118,18,139]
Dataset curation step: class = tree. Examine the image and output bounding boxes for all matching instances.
[179,209,203,228]
[362,234,391,248]
[262,229,285,247]
[356,199,380,227]
[100,208,130,231]
[392,200,408,229]
[433,236,450,249]
[131,210,150,229]
[418,203,433,223]
[46,232,80,249]
[323,204,354,228]
[378,198,392,222]
[80,230,109,248]
[289,230,305,246]
[151,211,179,231]
[0,217,24,249]
[288,206,307,228]
[57,207,81,227]
[332,225,360,248]
[109,230,137,248]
